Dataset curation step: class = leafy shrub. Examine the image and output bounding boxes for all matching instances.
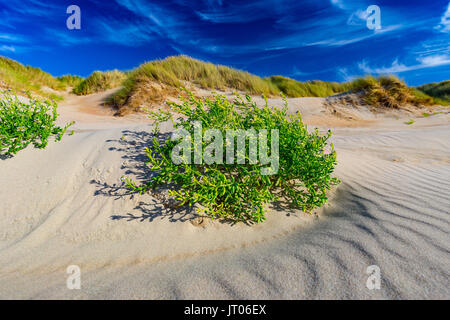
[73,70,126,95]
[121,91,339,223]
[0,91,74,156]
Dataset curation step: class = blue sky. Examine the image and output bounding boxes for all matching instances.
[0,0,449,86]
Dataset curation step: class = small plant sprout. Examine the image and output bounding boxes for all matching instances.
[121,90,339,223]
[405,119,415,125]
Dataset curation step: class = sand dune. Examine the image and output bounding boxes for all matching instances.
[0,95,449,299]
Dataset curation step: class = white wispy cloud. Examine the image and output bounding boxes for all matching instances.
[97,19,156,46]
[306,24,402,47]
[338,67,358,81]
[0,45,16,52]
[435,2,450,33]
[330,0,345,10]
[347,9,369,26]
[358,54,450,74]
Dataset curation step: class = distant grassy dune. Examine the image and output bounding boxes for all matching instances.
[0,56,68,100]
[417,80,450,105]
[72,70,126,95]
[57,74,84,89]
[109,55,443,114]
[1,54,446,111]
[349,75,438,108]
[109,55,279,108]
[267,75,353,97]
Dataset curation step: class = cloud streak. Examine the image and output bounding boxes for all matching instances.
[359,54,450,74]
[435,2,450,33]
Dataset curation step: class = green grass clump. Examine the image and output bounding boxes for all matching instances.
[110,55,280,107]
[72,70,126,95]
[57,74,84,88]
[0,56,66,99]
[121,90,339,223]
[0,91,74,156]
[267,75,353,97]
[416,80,450,105]
[349,75,437,108]
[405,119,415,125]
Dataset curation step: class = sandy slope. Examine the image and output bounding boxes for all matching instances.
[0,93,449,299]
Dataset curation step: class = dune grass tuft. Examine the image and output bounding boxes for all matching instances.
[110,55,279,108]
[349,75,437,108]
[0,56,67,100]
[57,74,84,88]
[72,70,126,95]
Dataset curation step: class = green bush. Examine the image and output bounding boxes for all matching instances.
[121,91,339,223]
[0,91,74,156]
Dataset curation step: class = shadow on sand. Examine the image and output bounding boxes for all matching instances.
[92,128,302,225]
[90,129,202,223]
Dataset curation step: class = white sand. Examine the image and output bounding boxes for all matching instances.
[0,94,449,299]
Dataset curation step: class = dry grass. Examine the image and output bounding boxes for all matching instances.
[112,77,179,116]
[350,75,436,109]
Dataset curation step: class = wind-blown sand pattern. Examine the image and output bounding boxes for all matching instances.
[0,94,449,299]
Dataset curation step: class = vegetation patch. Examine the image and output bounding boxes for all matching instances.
[73,70,126,95]
[417,80,450,106]
[350,75,437,109]
[109,55,279,110]
[0,56,66,100]
[122,91,339,223]
[267,75,353,97]
[57,74,84,88]
[0,91,74,156]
